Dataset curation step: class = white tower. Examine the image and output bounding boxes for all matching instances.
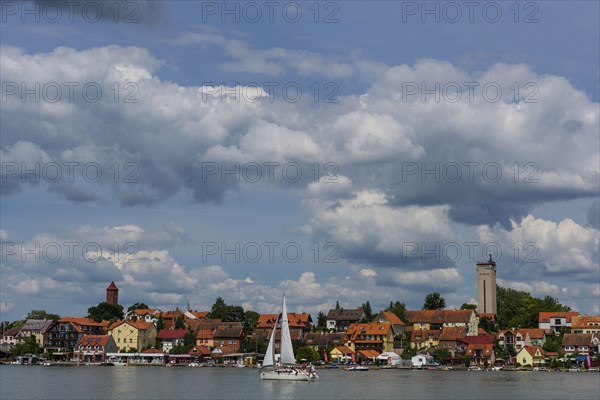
[476,255,497,315]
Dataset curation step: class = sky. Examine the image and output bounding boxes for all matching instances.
[0,0,599,321]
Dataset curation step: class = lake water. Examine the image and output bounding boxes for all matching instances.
[1,366,599,400]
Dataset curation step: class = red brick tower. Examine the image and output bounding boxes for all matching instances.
[106,281,119,305]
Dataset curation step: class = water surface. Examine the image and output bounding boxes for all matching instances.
[1,366,599,400]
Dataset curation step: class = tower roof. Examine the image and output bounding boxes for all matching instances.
[106,281,119,290]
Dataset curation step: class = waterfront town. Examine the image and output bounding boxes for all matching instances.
[1,258,598,371]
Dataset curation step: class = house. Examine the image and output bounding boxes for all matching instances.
[15,319,52,348]
[188,345,211,361]
[538,311,579,334]
[411,353,433,367]
[404,310,478,336]
[1,329,20,346]
[571,316,600,334]
[45,317,110,353]
[157,329,188,353]
[410,329,441,350]
[438,327,466,356]
[497,329,546,351]
[161,309,185,330]
[126,308,161,324]
[213,322,244,353]
[378,351,401,365]
[327,307,365,332]
[373,311,405,337]
[356,349,380,362]
[465,343,495,365]
[108,320,157,352]
[303,332,346,350]
[196,327,215,347]
[345,323,394,353]
[329,346,354,363]
[74,335,118,363]
[456,335,495,355]
[252,313,312,342]
[516,346,546,366]
[562,334,600,355]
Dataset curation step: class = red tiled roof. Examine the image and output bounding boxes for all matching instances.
[196,329,214,340]
[522,346,545,357]
[142,348,164,354]
[75,335,112,349]
[332,346,354,355]
[109,320,154,331]
[440,327,466,341]
[379,311,405,325]
[189,345,211,356]
[571,316,600,329]
[106,281,118,290]
[157,329,188,340]
[562,333,596,346]
[132,309,158,316]
[405,310,474,324]
[346,323,391,340]
[499,329,545,340]
[477,313,497,321]
[257,313,312,329]
[190,311,209,319]
[538,312,579,323]
[459,335,495,345]
[59,317,110,333]
[465,343,493,356]
[357,349,380,358]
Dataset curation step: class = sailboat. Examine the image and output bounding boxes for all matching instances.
[260,295,317,381]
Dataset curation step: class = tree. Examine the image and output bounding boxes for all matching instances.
[87,302,124,322]
[496,286,571,329]
[11,336,40,356]
[433,349,451,363]
[208,297,245,322]
[422,292,446,310]
[296,347,319,362]
[27,310,60,321]
[243,310,260,334]
[317,311,327,331]
[361,301,372,322]
[174,316,186,329]
[127,303,149,313]
[479,317,496,334]
[156,314,165,331]
[401,346,416,359]
[460,303,477,311]
[386,301,407,322]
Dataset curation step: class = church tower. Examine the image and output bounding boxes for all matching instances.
[106,281,119,305]
[476,255,497,315]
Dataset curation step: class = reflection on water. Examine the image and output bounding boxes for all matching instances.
[1,366,599,400]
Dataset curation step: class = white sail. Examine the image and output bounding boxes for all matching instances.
[262,315,278,368]
[279,295,296,366]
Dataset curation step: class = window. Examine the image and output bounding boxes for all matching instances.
[130,338,133,343]
[555,319,562,325]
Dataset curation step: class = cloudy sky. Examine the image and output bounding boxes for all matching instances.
[1,1,599,321]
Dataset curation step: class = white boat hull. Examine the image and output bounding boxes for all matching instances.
[260,370,312,381]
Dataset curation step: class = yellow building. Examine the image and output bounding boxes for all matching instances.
[571,316,600,334]
[108,320,157,352]
[410,329,441,349]
[516,346,546,366]
[345,323,394,353]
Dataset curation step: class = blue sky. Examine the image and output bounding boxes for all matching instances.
[1,1,599,320]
